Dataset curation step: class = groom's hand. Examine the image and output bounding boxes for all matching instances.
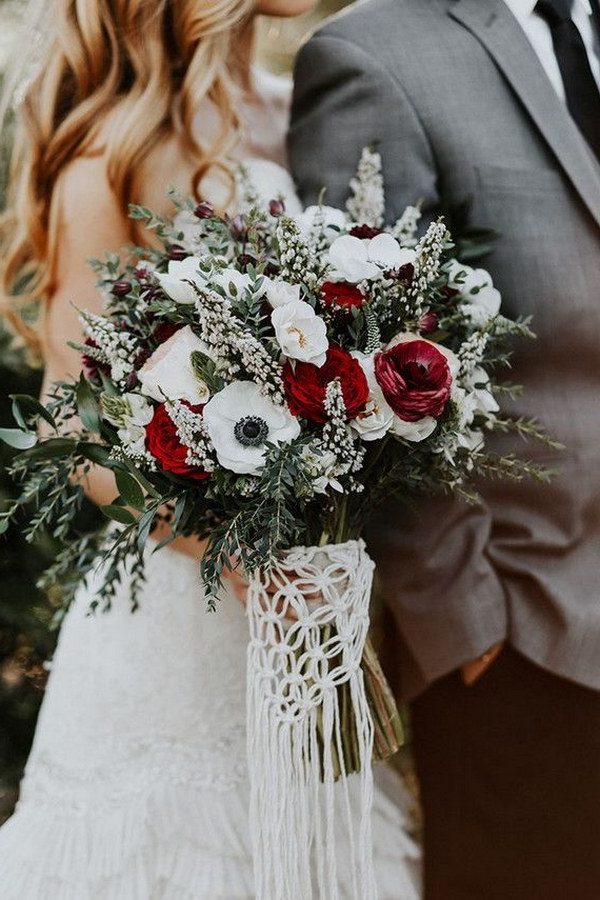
[461,642,504,686]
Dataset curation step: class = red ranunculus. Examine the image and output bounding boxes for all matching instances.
[321,281,365,309]
[349,224,385,240]
[282,346,369,425]
[374,339,452,422]
[145,402,209,481]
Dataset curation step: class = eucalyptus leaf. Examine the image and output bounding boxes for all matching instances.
[114,469,145,511]
[19,437,77,462]
[76,374,101,433]
[0,428,38,450]
[100,504,138,526]
[10,394,56,430]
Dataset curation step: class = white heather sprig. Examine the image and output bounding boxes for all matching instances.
[458,331,490,378]
[166,400,215,472]
[391,205,422,245]
[276,216,320,288]
[79,310,138,386]
[404,219,449,318]
[321,380,366,480]
[110,443,157,470]
[194,289,285,403]
[346,147,385,228]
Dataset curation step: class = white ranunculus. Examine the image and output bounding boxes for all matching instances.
[271,298,329,367]
[390,415,438,442]
[155,256,207,304]
[264,279,301,309]
[203,382,300,475]
[366,234,416,270]
[295,205,347,244]
[350,352,395,442]
[138,325,212,404]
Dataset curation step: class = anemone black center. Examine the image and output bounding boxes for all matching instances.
[234,415,269,447]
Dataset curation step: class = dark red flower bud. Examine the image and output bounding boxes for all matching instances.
[168,244,190,261]
[269,199,285,217]
[264,262,280,278]
[237,254,256,272]
[385,263,414,283]
[349,224,385,240]
[126,370,140,391]
[418,311,439,335]
[194,201,215,219]
[442,285,460,299]
[111,280,132,297]
[230,214,247,240]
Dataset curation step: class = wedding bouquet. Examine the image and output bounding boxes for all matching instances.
[0,149,553,896]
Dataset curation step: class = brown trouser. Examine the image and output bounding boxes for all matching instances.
[411,646,600,900]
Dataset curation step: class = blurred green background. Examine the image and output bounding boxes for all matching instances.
[0,0,352,824]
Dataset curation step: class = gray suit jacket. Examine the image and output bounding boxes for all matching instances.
[289,0,600,699]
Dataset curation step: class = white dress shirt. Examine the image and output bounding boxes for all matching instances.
[503,0,600,100]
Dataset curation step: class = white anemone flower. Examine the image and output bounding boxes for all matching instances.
[155,256,207,304]
[138,325,213,405]
[203,382,300,475]
[271,298,329,367]
[328,233,416,284]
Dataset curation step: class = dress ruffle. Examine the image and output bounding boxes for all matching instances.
[0,767,420,899]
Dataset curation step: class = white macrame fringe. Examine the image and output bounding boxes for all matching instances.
[246,539,377,900]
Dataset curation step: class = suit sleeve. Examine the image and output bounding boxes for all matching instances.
[289,30,439,222]
[290,30,509,689]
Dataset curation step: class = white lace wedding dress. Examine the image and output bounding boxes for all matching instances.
[0,70,421,900]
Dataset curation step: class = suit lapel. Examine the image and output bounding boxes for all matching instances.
[448,0,600,227]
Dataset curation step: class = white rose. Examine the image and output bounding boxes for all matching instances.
[350,352,395,442]
[264,279,300,309]
[138,325,212,404]
[203,381,300,475]
[155,256,207,304]
[271,298,329,367]
[295,205,347,244]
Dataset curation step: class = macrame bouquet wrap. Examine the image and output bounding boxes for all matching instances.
[247,539,378,900]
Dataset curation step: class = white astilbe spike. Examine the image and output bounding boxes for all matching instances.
[391,204,422,245]
[346,147,385,228]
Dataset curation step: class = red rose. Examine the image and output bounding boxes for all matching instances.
[374,339,452,422]
[321,281,365,309]
[282,346,369,425]
[145,402,209,481]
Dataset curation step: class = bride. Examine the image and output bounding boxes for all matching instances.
[0,1,421,897]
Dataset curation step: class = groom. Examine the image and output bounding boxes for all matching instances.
[290,0,600,897]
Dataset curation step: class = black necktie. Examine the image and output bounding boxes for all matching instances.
[536,0,600,162]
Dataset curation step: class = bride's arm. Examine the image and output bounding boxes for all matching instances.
[41,154,205,560]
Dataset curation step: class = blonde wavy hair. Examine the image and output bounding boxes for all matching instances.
[1,0,255,356]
